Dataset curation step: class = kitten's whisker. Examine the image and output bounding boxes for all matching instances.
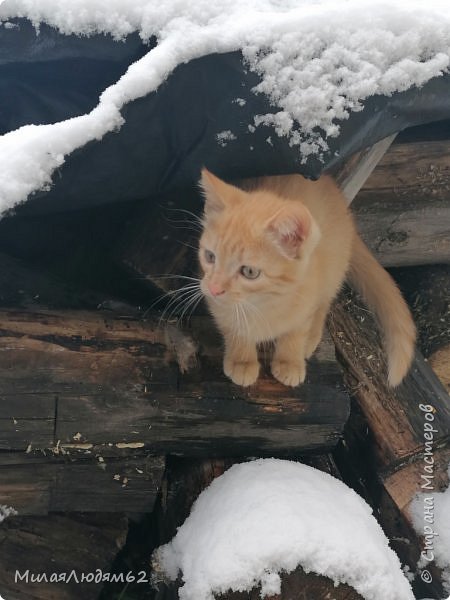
[162,208,204,232]
[152,275,201,282]
[155,284,202,325]
[177,291,204,324]
[164,207,203,223]
[142,279,202,318]
[180,241,199,251]
[160,288,200,318]
[164,292,203,327]
[164,284,202,297]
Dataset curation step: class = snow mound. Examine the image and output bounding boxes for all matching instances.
[0,0,450,215]
[154,458,414,600]
[411,464,450,593]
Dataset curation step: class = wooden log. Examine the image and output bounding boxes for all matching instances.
[352,140,450,267]
[393,264,450,391]
[394,264,450,358]
[0,306,349,457]
[328,287,450,597]
[0,512,128,600]
[328,287,450,475]
[429,345,450,393]
[0,253,348,515]
[117,187,201,292]
[0,449,165,516]
[217,569,363,600]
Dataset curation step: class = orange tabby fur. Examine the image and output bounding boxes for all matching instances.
[198,168,415,387]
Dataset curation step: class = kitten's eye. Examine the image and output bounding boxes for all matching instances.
[204,249,216,264]
[240,265,261,280]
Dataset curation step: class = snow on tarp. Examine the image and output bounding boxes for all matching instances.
[153,459,415,600]
[411,464,450,593]
[0,0,450,215]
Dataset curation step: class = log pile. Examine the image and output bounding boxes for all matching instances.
[0,131,449,600]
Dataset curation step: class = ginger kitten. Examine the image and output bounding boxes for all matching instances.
[198,168,415,388]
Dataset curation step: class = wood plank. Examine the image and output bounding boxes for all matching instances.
[0,450,165,515]
[429,344,450,393]
[217,569,363,600]
[328,288,450,468]
[353,140,450,266]
[0,513,127,600]
[0,307,349,456]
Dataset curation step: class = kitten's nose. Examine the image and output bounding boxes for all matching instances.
[208,283,226,297]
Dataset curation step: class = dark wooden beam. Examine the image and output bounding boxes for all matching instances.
[0,253,349,516]
[0,513,128,600]
[353,140,450,267]
[0,306,349,458]
[0,449,165,516]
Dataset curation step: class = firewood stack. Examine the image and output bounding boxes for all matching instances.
[0,128,449,600]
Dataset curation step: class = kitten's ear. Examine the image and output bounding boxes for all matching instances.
[266,203,320,259]
[199,168,240,216]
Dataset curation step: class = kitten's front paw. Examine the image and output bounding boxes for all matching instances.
[224,357,259,387]
[271,359,306,387]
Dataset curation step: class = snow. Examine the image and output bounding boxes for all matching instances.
[410,464,450,593]
[153,459,414,600]
[0,0,450,214]
[0,504,18,523]
[216,130,237,147]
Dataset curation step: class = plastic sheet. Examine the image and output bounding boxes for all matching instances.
[1,19,450,216]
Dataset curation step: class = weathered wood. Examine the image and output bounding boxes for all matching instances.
[394,264,450,391]
[0,513,128,600]
[152,456,362,600]
[334,403,447,599]
[0,450,165,515]
[217,568,364,600]
[430,345,450,393]
[118,188,201,292]
[328,287,450,596]
[0,307,349,457]
[394,264,450,358]
[353,140,450,267]
[328,288,450,470]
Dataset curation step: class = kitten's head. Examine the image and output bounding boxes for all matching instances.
[198,169,320,306]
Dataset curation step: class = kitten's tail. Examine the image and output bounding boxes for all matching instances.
[347,233,416,387]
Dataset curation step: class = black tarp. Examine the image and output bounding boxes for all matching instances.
[2,18,450,216]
